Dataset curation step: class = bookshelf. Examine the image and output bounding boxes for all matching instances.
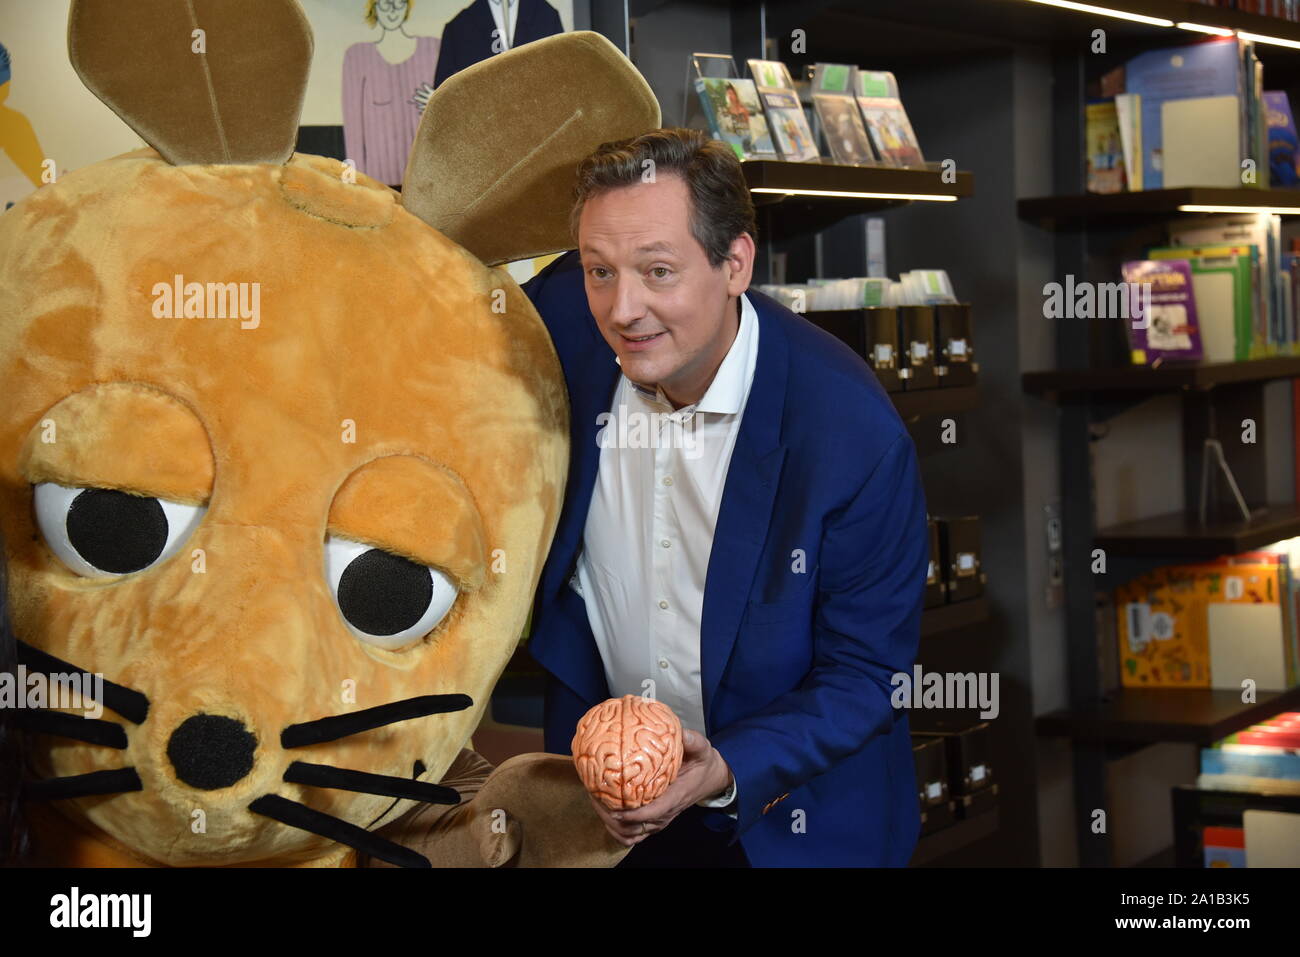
[1004,0,1300,867]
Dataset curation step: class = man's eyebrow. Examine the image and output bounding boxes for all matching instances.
[636,242,677,255]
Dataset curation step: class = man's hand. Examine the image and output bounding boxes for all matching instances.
[585,728,734,848]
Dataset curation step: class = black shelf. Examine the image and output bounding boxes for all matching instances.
[744,160,972,235]
[890,385,978,420]
[921,596,988,638]
[1093,504,1300,557]
[1023,357,1300,400]
[910,807,999,866]
[1036,685,1300,745]
[1019,187,1300,229]
[742,159,972,203]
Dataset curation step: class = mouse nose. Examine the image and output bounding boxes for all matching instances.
[166,714,258,790]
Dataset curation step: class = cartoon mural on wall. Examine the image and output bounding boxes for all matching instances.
[0,42,48,209]
[342,0,440,187]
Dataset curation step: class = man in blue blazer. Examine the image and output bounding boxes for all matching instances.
[522,128,927,867]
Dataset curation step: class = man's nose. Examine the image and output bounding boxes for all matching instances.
[608,277,646,327]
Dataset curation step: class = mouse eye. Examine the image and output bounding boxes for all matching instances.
[324,534,458,650]
[33,481,207,577]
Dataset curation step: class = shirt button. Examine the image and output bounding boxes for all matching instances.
[661,539,671,548]
[658,599,669,610]
[662,476,673,486]
[658,658,669,669]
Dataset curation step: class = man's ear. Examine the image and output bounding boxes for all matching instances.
[725,233,756,299]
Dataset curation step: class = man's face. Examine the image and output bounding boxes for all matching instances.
[578,174,748,402]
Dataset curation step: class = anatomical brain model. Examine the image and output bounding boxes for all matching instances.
[572,695,684,811]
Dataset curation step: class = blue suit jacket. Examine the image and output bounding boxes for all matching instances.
[522,251,927,867]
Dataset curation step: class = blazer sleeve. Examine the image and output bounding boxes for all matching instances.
[708,430,928,840]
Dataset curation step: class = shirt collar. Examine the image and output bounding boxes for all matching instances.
[617,294,757,415]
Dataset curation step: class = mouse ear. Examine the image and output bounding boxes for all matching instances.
[68,0,312,166]
[402,31,661,266]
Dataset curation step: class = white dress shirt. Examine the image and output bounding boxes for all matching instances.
[487,0,520,50]
[572,294,759,812]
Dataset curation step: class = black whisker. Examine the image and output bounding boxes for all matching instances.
[22,768,143,800]
[14,709,128,749]
[16,640,149,724]
[284,761,459,805]
[365,760,426,830]
[281,694,472,749]
[249,794,430,868]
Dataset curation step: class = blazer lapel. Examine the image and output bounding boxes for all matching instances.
[700,299,789,729]
[539,338,619,606]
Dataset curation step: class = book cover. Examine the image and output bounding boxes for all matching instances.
[1120,259,1204,363]
[1170,216,1273,357]
[813,63,875,165]
[1086,100,1126,193]
[693,77,777,161]
[1148,244,1254,361]
[1115,564,1211,687]
[1124,38,1245,190]
[748,59,820,163]
[853,69,925,168]
[1115,558,1287,688]
[1265,90,1300,187]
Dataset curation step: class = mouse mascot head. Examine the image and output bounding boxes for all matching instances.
[0,0,658,867]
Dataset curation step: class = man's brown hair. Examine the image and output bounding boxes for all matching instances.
[569,127,757,268]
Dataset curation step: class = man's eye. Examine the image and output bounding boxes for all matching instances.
[651,267,670,279]
[590,267,610,280]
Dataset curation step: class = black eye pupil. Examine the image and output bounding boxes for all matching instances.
[66,488,169,573]
[338,549,434,636]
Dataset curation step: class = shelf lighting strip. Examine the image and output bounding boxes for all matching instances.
[1178,204,1300,215]
[1019,0,1173,26]
[1019,0,1300,44]
[749,187,958,202]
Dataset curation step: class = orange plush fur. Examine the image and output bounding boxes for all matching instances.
[0,4,660,867]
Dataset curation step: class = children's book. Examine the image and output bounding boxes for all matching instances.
[852,69,925,168]
[747,59,820,162]
[1120,259,1204,363]
[693,76,778,160]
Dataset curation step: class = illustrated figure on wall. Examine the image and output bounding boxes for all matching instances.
[342,0,440,187]
[432,0,562,89]
[0,42,49,209]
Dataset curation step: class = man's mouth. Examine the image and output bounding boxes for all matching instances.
[621,331,665,350]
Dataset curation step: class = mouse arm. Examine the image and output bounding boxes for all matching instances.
[371,751,631,868]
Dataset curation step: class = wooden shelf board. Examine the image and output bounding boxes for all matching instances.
[1019,187,1300,229]
[890,385,979,420]
[921,596,989,637]
[1035,685,1300,745]
[1023,357,1300,399]
[1094,504,1300,556]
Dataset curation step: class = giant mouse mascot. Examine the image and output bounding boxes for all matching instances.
[0,0,659,868]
